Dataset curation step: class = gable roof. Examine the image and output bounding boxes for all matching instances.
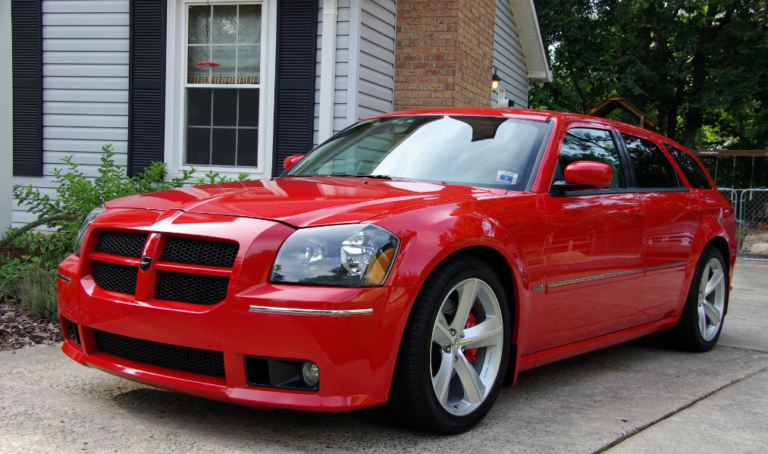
[508,0,552,83]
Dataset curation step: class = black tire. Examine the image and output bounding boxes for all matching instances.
[388,255,512,434]
[663,246,728,352]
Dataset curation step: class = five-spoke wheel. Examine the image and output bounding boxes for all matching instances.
[389,256,511,434]
[430,278,504,416]
[664,246,728,352]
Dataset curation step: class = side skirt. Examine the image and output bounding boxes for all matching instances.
[517,316,679,373]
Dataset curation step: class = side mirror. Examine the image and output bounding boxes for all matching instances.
[555,161,613,191]
[284,154,304,170]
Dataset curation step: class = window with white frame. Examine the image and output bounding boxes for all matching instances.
[185,3,262,167]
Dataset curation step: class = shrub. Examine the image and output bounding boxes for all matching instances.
[14,266,58,321]
[0,145,250,319]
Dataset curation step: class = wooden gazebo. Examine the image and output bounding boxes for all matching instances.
[584,94,658,132]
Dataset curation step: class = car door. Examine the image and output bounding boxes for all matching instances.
[618,134,702,324]
[533,125,645,352]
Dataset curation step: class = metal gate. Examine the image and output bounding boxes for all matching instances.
[738,189,768,261]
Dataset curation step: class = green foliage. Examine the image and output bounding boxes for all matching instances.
[13,266,58,321]
[0,145,252,318]
[530,0,768,188]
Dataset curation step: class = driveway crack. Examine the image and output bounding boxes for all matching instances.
[591,365,768,454]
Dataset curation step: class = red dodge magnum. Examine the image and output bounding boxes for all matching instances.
[58,108,735,433]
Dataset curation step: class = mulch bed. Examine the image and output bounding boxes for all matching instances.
[0,298,63,351]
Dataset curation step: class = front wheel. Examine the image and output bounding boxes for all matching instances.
[389,256,511,434]
[664,246,728,352]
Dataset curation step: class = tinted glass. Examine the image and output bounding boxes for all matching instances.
[665,144,712,189]
[622,134,679,188]
[287,116,548,190]
[558,128,625,188]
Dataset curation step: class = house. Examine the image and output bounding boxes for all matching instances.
[0,0,551,230]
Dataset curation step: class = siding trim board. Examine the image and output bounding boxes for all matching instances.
[11,0,44,176]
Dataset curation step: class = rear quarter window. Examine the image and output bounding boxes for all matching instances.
[665,144,712,189]
[621,134,679,189]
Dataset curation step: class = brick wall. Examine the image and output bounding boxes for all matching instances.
[394,0,496,110]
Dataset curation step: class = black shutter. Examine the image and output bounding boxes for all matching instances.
[128,0,167,176]
[272,0,319,175]
[11,0,43,176]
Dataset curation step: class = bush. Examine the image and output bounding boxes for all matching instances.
[14,266,58,321]
[0,145,250,319]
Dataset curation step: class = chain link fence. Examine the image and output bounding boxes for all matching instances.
[738,189,768,261]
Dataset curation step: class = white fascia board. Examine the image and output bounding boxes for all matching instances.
[509,0,552,82]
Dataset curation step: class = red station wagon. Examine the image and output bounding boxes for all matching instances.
[58,108,736,433]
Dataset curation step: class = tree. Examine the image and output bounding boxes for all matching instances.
[530,0,768,188]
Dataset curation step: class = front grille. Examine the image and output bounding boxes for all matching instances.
[155,271,229,305]
[94,329,225,378]
[92,261,138,295]
[96,232,148,258]
[162,237,239,267]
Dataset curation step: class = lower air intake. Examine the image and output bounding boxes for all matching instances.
[94,329,225,378]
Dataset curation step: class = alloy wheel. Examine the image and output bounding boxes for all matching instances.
[430,278,504,416]
[697,257,726,341]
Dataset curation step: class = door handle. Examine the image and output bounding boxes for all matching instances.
[686,205,702,213]
[624,207,644,217]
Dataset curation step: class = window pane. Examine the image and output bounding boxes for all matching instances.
[187,46,211,81]
[188,6,209,44]
[210,46,236,80]
[238,129,258,166]
[558,128,625,188]
[666,144,711,189]
[213,89,237,126]
[239,5,261,44]
[187,128,211,165]
[239,89,259,127]
[622,135,679,188]
[212,5,238,44]
[187,88,211,126]
[212,129,237,166]
[238,45,260,79]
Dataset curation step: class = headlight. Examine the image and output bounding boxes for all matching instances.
[271,225,399,286]
[73,204,105,255]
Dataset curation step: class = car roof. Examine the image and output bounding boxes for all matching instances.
[370,108,687,151]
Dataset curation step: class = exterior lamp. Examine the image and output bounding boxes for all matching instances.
[491,67,501,91]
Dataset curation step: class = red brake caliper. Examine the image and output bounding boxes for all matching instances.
[464,313,478,362]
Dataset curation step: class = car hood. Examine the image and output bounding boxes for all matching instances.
[105,177,506,228]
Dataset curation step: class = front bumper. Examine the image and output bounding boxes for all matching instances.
[57,209,418,412]
[60,270,416,412]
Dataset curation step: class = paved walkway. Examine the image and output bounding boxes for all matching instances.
[0,259,766,453]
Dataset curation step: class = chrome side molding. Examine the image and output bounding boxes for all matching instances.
[249,305,373,316]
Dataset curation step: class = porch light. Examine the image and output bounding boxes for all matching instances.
[491,67,501,91]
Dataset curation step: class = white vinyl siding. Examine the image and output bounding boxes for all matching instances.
[312,0,395,146]
[357,0,395,120]
[492,0,529,108]
[12,0,129,227]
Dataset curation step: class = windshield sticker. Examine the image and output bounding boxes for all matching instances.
[496,170,518,185]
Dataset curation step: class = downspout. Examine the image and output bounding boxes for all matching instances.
[318,0,337,143]
[0,0,13,233]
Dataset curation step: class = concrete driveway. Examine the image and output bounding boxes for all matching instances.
[1,259,767,454]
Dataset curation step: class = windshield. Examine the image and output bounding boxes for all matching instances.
[285,115,549,190]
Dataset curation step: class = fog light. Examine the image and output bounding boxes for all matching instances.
[302,362,319,386]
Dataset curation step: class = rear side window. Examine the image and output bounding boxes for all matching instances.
[622,134,679,188]
[665,144,712,189]
[558,128,625,189]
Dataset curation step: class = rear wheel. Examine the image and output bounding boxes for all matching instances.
[389,256,511,434]
[664,247,728,352]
